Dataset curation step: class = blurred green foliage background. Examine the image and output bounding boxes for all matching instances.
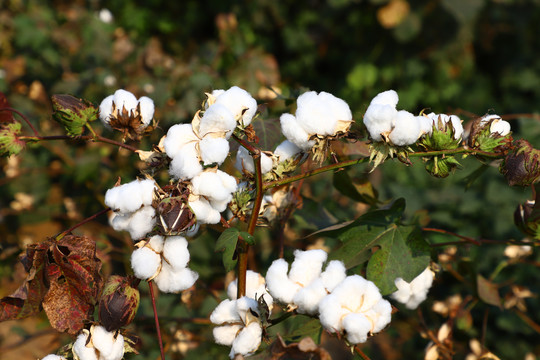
[0,0,539,359]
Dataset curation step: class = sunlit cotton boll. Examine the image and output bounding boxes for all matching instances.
[427,113,463,140]
[235,146,273,174]
[213,86,258,127]
[73,331,98,360]
[199,137,230,165]
[295,91,348,136]
[137,96,155,127]
[162,236,190,270]
[104,179,156,213]
[131,246,161,280]
[198,103,236,138]
[274,140,302,162]
[227,270,273,309]
[189,197,221,224]
[41,355,67,360]
[191,170,238,203]
[363,90,399,142]
[280,113,315,151]
[163,123,199,159]
[391,267,434,310]
[91,325,125,360]
[169,144,204,181]
[154,261,199,293]
[388,110,422,146]
[483,115,511,136]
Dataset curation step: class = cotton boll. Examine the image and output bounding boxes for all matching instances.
[371,90,399,107]
[154,262,198,293]
[131,246,161,280]
[341,313,372,344]
[138,179,157,206]
[113,89,138,113]
[99,95,114,126]
[370,299,393,332]
[137,96,155,126]
[210,198,232,213]
[295,91,337,136]
[288,249,327,286]
[391,278,413,304]
[391,267,434,310]
[163,123,199,159]
[210,299,242,324]
[216,170,238,194]
[265,258,301,304]
[388,110,422,146]
[105,180,148,213]
[320,260,346,292]
[191,172,230,202]
[199,137,230,165]
[280,113,315,150]
[274,140,302,162]
[162,236,190,270]
[110,212,131,232]
[319,91,353,125]
[42,355,67,360]
[214,86,258,127]
[189,198,221,224]
[147,235,165,253]
[199,103,236,138]
[213,325,243,346]
[293,278,327,314]
[235,146,273,174]
[317,295,346,332]
[227,270,273,308]
[73,332,98,360]
[91,326,115,359]
[126,205,156,239]
[490,119,511,136]
[230,322,262,358]
[168,144,203,180]
[418,115,433,136]
[363,103,397,142]
[448,115,463,140]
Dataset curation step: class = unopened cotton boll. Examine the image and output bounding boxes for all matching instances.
[162,236,190,270]
[388,110,422,146]
[391,267,434,309]
[280,113,315,150]
[199,137,230,165]
[213,86,258,127]
[198,103,236,138]
[131,246,161,280]
[235,146,273,174]
[274,140,302,162]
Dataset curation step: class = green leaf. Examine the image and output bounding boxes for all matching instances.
[239,231,255,246]
[284,316,322,343]
[332,170,378,205]
[215,228,240,272]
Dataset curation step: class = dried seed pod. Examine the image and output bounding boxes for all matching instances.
[98,275,140,331]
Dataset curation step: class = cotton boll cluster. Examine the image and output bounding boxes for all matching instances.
[105,179,157,240]
[280,91,353,151]
[227,270,273,310]
[99,89,154,140]
[480,114,511,136]
[72,325,124,360]
[130,235,199,293]
[210,297,263,359]
[318,275,392,344]
[265,249,346,314]
[391,267,435,310]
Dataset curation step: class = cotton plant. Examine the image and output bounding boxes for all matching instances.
[265,249,347,314]
[72,325,125,360]
[390,267,435,310]
[210,297,264,359]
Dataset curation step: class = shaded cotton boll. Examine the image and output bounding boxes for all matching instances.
[92,325,125,360]
[104,179,156,213]
[391,267,434,310]
[265,258,302,304]
[163,124,199,159]
[210,198,233,213]
[41,355,67,360]
[320,260,347,292]
[162,236,190,270]
[227,270,273,309]
[210,299,242,325]
[230,322,263,359]
[295,91,337,136]
[213,324,243,346]
[154,261,199,293]
[137,96,155,127]
[280,113,315,150]
[274,140,302,162]
[235,146,273,174]
[131,246,161,280]
[388,110,422,146]
[169,145,204,181]
[288,249,328,286]
[147,235,165,253]
[198,103,236,138]
[99,95,114,127]
[199,137,230,165]
[214,86,258,127]
[72,332,98,360]
[292,278,328,314]
[189,198,221,224]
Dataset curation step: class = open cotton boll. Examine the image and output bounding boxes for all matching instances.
[363,103,397,142]
[341,313,372,344]
[99,95,114,127]
[318,91,353,126]
[104,179,156,213]
[295,91,338,136]
[191,172,232,202]
[227,270,273,308]
[214,86,258,127]
[147,234,165,253]
[292,278,328,314]
[154,261,198,293]
[42,355,67,360]
[388,110,422,146]
[230,322,263,359]
[418,115,434,136]
[210,299,243,324]
[163,123,199,159]
[490,119,511,136]
[320,260,347,292]
[113,89,138,113]
[265,258,302,304]
[125,205,156,239]
[199,137,230,165]
[91,326,115,359]
[131,246,161,280]
[189,198,221,224]
[168,144,203,180]
[427,113,463,140]
[392,267,434,310]
[199,103,236,138]
[288,249,328,286]
[137,96,155,127]
[280,113,315,150]
[235,146,273,174]
[274,140,302,162]
[73,332,98,360]
[370,90,399,107]
[213,324,243,346]
[162,236,190,270]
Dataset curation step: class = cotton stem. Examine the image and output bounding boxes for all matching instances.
[148,280,166,360]
[55,207,111,241]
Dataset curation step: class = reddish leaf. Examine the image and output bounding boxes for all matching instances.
[0,92,15,123]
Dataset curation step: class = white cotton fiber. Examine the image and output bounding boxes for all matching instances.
[230,322,262,358]
[72,332,98,360]
[293,278,327,314]
[427,113,463,140]
[99,95,114,126]
[126,205,156,239]
[370,299,393,332]
[189,198,221,224]
[288,249,327,286]
[168,144,203,180]
[370,90,399,107]
[490,119,511,136]
[363,103,397,142]
[199,103,236,138]
[91,326,115,359]
[154,262,198,293]
[162,236,190,270]
[113,89,138,113]
[317,295,344,332]
[280,113,315,150]
[388,110,422,146]
[392,267,434,310]
[163,123,199,159]
[41,355,66,360]
[295,91,337,136]
[341,313,372,344]
[138,96,155,127]
[213,324,243,346]
[320,260,346,292]
[227,270,273,308]
[199,137,230,165]
[131,246,161,280]
[216,170,238,193]
[235,146,273,174]
[210,299,242,324]
[418,115,433,136]
[265,258,301,304]
[191,172,230,202]
[147,234,165,253]
[274,140,302,162]
[214,86,258,127]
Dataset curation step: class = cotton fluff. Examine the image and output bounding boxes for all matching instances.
[274,140,302,162]
[73,332,98,360]
[104,179,156,213]
[481,114,511,136]
[163,124,199,158]
[110,205,156,240]
[188,197,221,224]
[72,326,124,360]
[363,90,399,142]
[280,113,314,150]
[388,110,422,146]
[138,96,155,127]
[154,261,199,293]
[227,270,274,309]
[199,137,230,165]
[99,89,154,128]
[163,124,203,180]
[213,86,258,127]
[198,103,236,138]
[426,112,463,140]
[191,170,238,205]
[162,236,190,269]
[318,275,392,344]
[235,146,274,174]
[210,297,263,359]
[131,246,161,280]
[391,267,434,310]
[41,355,66,360]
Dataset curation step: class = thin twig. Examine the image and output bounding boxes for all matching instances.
[148,280,166,360]
[354,345,372,360]
[19,134,139,152]
[55,207,111,240]
[423,227,481,245]
[0,107,39,136]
